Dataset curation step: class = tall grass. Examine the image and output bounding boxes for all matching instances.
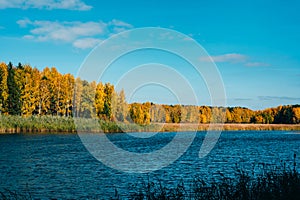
[0,115,76,133]
[0,115,299,134]
[0,115,162,133]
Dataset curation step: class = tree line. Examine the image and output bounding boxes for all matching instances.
[0,62,299,124]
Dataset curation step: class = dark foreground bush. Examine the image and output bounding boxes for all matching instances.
[0,189,32,200]
[130,155,300,200]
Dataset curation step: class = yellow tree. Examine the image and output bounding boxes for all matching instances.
[20,65,40,116]
[111,90,118,121]
[169,105,181,123]
[129,103,146,124]
[114,89,128,122]
[211,107,220,123]
[180,106,188,123]
[95,82,105,119]
[199,106,211,123]
[31,68,41,115]
[163,105,172,123]
[0,63,8,114]
[74,77,83,117]
[80,80,96,118]
[20,65,32,116]
[142,102,151,125]
[186,106,199,123]
[292,107,300,124]
[261,108,276,124]
[226,109,232,123]
[38,68,51,115]
[59,73,75,116]
[252,112,264,124]
[230,107,244,123]
[150,104,166,123]
[103,83,115,120]
[47,67,63,115]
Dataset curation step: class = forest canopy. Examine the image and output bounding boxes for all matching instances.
[0,62,299,125]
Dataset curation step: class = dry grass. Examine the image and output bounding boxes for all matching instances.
[159,123,300,132]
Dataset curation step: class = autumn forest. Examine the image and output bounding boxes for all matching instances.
[0,62,299,127]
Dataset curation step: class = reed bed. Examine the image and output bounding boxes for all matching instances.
[0,115,299,134]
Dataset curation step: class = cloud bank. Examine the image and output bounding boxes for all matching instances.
[0,0,92,11]
[258,96,300,101]
[201,53,248,63]
[17,19,133,49]
[200,53,269,67]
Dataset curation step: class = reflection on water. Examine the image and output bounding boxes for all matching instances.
[0,131,299,199]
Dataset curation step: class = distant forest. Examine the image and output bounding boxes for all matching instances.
[0,62,299,125]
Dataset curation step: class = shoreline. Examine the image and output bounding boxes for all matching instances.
[0,123,299,134]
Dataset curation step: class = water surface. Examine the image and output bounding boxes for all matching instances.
[0,131,299,199]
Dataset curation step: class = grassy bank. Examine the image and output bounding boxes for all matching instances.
[0,115,299,134]
[0,115,77,133]
[0,115,161,133]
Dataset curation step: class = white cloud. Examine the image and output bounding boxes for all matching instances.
[258,96,300,101]
[23,35,34,39]
[200,53,270,67]
[0,0,92,10]
[17,18,32,27]
[200,53,248,63]
[17,18,133,49]
[73,38,102,49]
[17,19,106,42]
[107,19,134,35]
[109,19,133,28]
[245,62,270,67]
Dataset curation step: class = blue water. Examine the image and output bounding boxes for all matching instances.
[0,131,299,199]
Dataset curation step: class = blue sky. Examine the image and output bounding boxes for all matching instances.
[0,0,299,110]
